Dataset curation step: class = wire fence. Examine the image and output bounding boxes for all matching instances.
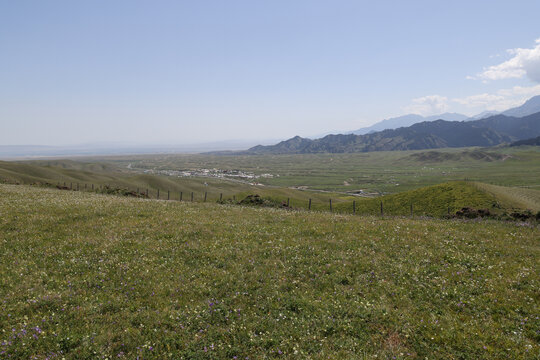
[31,180,465,218]
[4,177,538,220]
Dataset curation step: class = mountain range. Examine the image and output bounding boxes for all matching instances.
[501,95,540,117]
[351,113,469,135]
[510,136,540,147]
[241,110,540,154]
[348,95,540,135]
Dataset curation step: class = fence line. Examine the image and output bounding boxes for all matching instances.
[20,179,465,218]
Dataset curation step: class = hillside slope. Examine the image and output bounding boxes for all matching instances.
[474,112,540,140]
[473,182,540,212]
[333,181,505,216]
[1,184,538,359]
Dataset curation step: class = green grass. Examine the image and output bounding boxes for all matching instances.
[332,181,502,217]
[1,184,539,359]
[473,182,540,212]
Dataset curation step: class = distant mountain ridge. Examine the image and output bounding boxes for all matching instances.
[510,136,540,147]
[348,95,540,135]
[466,95,540,120]
[467,111,501,121]
[502,95,540,117]
[351,113,468,135]
[241,111,540,154]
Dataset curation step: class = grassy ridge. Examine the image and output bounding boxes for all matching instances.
[0,185,539,359]
[332,181,500,217]
[473,182,540,212]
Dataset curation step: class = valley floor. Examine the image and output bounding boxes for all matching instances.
[0,185,538,359]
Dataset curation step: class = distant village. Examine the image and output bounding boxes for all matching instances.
[138,166,275,185]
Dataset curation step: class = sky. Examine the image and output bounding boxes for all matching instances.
[1,0,540,146]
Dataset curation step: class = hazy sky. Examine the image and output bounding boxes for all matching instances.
[1,0,540,146]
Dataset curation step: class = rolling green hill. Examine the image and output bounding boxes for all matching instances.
[0,184,538,359]
[473,182,540,212]
[332,181,502,217]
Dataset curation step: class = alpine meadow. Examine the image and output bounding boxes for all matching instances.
[1,1,540,359]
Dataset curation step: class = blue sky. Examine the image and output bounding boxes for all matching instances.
[1,0,540,146]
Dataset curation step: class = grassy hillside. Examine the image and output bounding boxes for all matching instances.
[473,182,540,212]
[0,185,538,359]
[332,181,501,217]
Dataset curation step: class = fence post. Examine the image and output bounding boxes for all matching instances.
[180,191,183,201]
[380,201,383,216]
[70,182,72,190]
[191,192,194,202]
[84,183,87,190]
[146,188,149,197]
[287,198,290,207]
[92,184,94,190]
[353,200,356,215]
[168,190,170,200]
[308,198,311,210]
[233,195,236,202]
[220,193,223,202]
[329,199,332,212]
[204,192,207,202]
[157,189,160,199]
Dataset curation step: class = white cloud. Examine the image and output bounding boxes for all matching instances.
[471,38,540,83]
[497,84,540,97]
[453,93,506,109]
[403,95,449,115]
[453,84,540,112]
[405,38,540,116]
[405,85,540,117]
